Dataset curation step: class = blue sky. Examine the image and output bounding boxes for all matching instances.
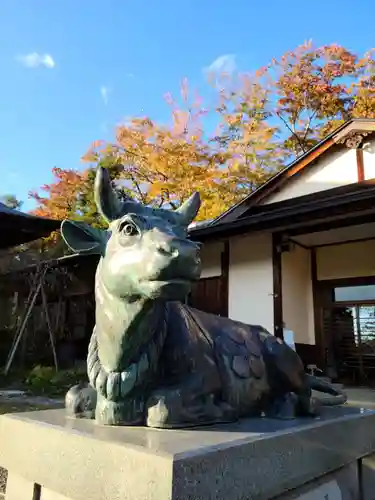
[1,0,375,211]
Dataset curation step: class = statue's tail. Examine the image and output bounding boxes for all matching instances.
[306,374,347,406]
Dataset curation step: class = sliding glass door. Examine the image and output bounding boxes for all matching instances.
[321,282,375,384]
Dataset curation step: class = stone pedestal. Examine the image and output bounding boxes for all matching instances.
[0,407,375,499]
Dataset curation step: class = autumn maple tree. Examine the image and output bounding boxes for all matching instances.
[29,168,85,220]
[83,80,232,221]
[268,42,375,156]
[30,41,375,224]
[213,73,284,201]
[28,163,126,229]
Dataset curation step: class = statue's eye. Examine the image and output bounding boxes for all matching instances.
[121,223,139,237]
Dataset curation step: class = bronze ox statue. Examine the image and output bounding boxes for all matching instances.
[62,167,346,428]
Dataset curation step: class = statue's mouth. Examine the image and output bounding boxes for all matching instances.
[147,279,193,299]
[148,266,200,285]
[149,278,192,286]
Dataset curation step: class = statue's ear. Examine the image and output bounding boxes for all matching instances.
[60,220,108,255]
[175,192,201,226]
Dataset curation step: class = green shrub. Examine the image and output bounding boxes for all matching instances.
[25,365,88,395]
[25,365,56,392]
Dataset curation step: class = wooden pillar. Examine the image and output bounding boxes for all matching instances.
[220,240,229,318]
[272,233,283,339]
[356,148,365,182]
[310,247,325,367]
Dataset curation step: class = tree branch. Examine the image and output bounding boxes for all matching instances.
[276,112,307,155]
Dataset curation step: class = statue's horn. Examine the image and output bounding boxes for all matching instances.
[176,192,201,226]
[94,166,123,223]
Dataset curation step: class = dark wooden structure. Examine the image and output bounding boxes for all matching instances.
[0,202,59,249]
[0,254,99,371]
[187,242,229,317]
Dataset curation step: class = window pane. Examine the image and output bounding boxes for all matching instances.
[334,285,375,302]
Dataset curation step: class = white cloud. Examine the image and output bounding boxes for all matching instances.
[16,52,55,69]
[204,54,236,75]
[100,85,111,105]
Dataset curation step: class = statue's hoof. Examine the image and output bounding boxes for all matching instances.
[264,393,298,420]
[95,395,144,426]
[306,397,320,416]
[65,383,97,419]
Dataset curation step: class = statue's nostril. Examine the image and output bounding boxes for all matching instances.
[158,246,169,256]
[157,243,179,257]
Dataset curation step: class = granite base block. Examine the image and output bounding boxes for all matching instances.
[0,407,374,500]
[275,463,359,499]
[361,453,375,500]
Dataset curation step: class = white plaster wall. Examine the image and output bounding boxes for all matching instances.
[317,239,375,280]
[263,148,357,204]
[200,241,223,278]
[282,245,315,345]
[363,137,375,180]
[228,233,274,333]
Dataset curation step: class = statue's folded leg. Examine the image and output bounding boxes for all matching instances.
[66,382,146,426]
[294,384,319,417]
[263,389,318,420]
[65,383,97,420]
[95,392,145,426]
[263,392,298,419]
[145,385,237,429]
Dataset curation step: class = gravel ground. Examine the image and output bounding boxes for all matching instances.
[0,470,6,495]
